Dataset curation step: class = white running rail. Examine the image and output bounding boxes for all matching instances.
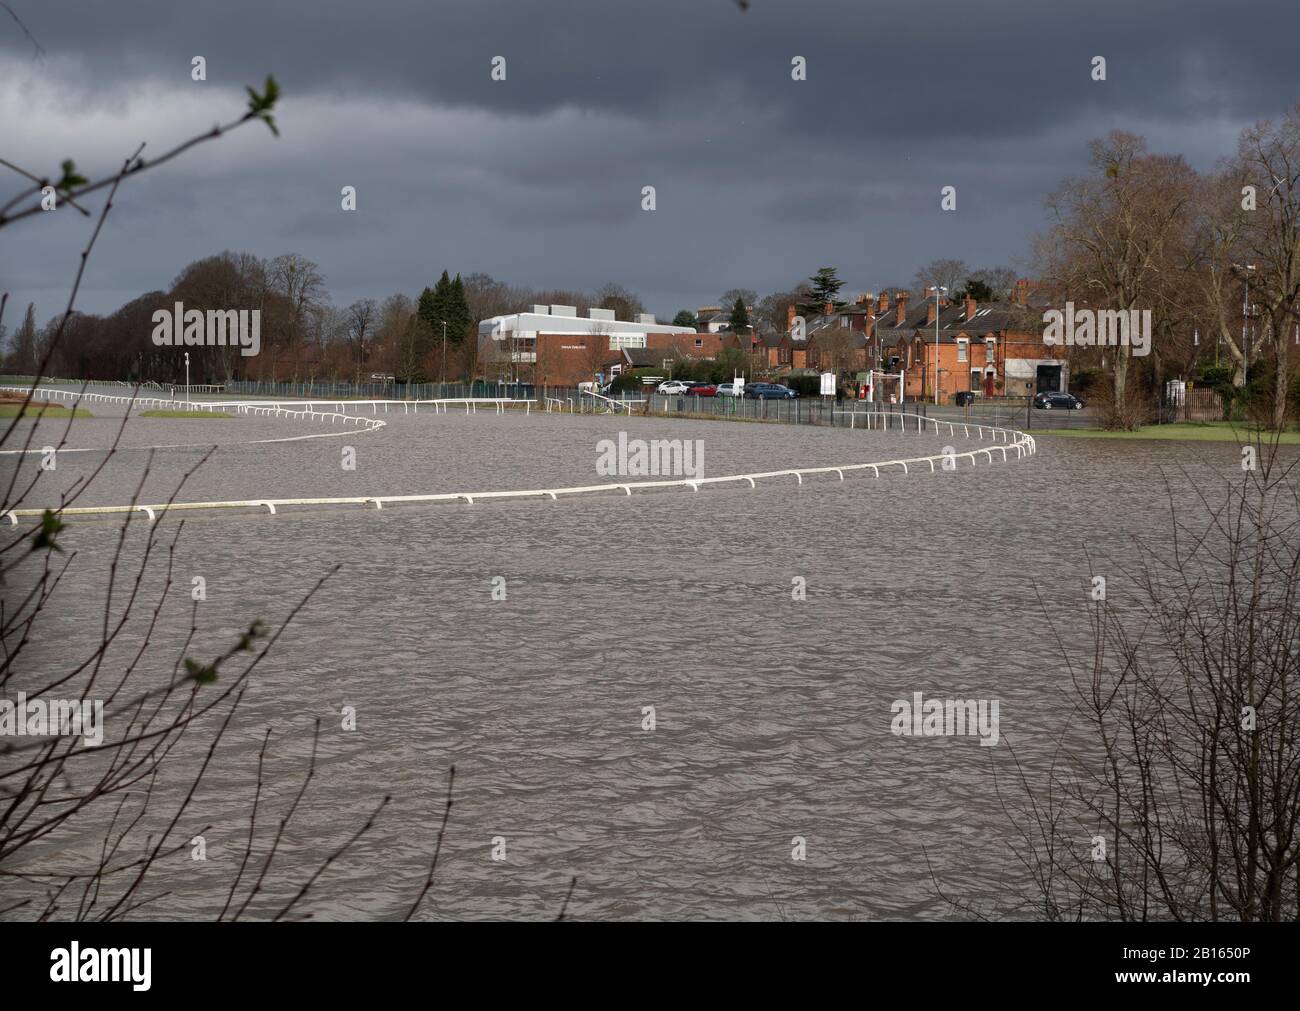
[25,388,387,430]
[18,387,540,426]
[4,411,1036,524]
[582,390,641,413]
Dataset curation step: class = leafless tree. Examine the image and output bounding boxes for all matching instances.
[1040,132,1195,429]
[0,85,481,922]
[912,259,971,299]
[344,298,377,381]
[1234,106,1300,432]
[1000,441,1300,920]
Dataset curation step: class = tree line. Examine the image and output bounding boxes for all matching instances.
[1038,105,1300,430]
[0,252,651,387]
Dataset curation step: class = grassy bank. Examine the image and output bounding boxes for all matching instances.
[0,403,91,418]
[139,409,232,419]
[1033,421,1300,444]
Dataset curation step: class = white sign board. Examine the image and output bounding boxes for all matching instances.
[820,372,836,396]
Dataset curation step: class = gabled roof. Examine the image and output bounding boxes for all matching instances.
[622,347,677,368]
[807,328,868,349]
[872,300,1041,343]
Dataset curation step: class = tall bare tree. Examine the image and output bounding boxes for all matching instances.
[1041,132,1195,428]
[1235,106,1300,431]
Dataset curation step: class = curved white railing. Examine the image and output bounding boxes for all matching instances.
[4,412,1035,524]
[24,388,388,431]
[16,388,538,427]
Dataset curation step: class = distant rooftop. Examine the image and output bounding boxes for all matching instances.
[479,305,696,339]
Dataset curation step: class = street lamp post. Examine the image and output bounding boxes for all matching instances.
[440,320,448,392]
[184,352,190,406]
[933,285,947,405]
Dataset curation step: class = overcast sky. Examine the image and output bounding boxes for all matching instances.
[3,0,1299,326]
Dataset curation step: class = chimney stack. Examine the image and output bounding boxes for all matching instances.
[823,301,834,317]
[1013,279,1029,306]
[878,291,890,315]
[964,295,977,321]
[786,304,797,330]
[895,293,909,327]
[926,300,937,325]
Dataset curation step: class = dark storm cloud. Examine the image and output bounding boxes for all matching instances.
[2,0,1299,323]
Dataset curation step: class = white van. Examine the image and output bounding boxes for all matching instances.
[716,380,744,397]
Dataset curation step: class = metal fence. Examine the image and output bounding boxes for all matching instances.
[1154,387,1225,424]
[223,379,496,400]
[581,391,1103,432]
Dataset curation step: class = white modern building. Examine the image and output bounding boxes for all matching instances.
[478,304,697,362]
[478,304,707,385]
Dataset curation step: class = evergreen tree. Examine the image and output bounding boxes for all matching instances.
[672,310,697,328]
[728,297,750,333]
[418,271,453,344]
[448,273,471,343]
[12,303,37,374]
[803,267,845,314]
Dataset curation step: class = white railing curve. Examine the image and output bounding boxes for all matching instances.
[5,410,1036,524]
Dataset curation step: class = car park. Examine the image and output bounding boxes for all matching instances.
[715,380,744,397]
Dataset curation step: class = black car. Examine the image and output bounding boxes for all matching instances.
[1034,391,1086,410]
[743,383,798,399]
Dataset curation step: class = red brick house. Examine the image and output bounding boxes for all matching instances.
[873,284,1067,402]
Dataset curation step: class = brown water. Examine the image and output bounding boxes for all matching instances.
[0,397,1280,920]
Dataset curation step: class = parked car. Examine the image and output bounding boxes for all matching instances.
[743,383,797,399]
[716,380,744,397]
[657,380,691,395]
[1034,391,1086,410]
[686,383,717,397]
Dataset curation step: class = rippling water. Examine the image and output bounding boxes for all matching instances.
[2,397,1285,919]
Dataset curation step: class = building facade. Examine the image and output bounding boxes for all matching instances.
[478,305,704,387]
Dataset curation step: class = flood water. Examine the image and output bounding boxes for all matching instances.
[1,392,1286,919]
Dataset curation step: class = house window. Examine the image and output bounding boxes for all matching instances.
[609,334,647,350]
[694,338,703,348]
[985,339,995,364]
[840,316,848,328]
[957,340,968,362]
